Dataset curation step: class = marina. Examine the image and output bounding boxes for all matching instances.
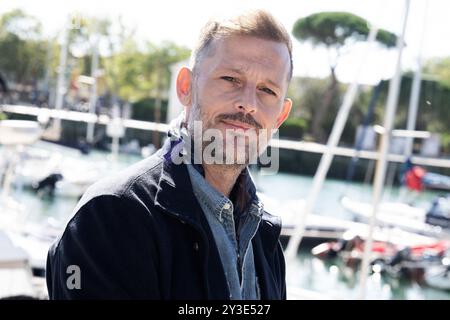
[1,0,450,301]
[1,129,449,299]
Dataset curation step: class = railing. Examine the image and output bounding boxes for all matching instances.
[2,103,450,169]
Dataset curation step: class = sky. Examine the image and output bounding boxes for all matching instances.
[1,0,449,85]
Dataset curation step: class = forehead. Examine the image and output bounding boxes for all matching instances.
[202,35,291,82]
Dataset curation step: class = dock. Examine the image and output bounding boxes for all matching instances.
[278,212,439,249]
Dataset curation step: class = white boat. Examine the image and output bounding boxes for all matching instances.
[340,196,450,238]
[424,257,450,291]
[0,120,50,298]
[0,120,42,146]
[258,192,437,248]
[0,229,36,298]
[0,138,116,198]
[13,149,110,198]
[0,119,114,199]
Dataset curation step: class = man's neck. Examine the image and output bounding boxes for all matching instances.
[202,163,245,197]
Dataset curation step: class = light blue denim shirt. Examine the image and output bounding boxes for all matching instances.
[186,164,263,300]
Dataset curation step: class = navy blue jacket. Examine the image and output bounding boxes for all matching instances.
[46,139,286,300]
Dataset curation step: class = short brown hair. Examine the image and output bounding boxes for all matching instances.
[191,10,293,80]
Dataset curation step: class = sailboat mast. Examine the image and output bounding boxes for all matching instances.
[358,0,411,300]
[87,29,100,144]
[284,24,380,261]
[404,0,429,156]
[54,17,70,139]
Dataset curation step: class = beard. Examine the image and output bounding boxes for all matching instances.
[186,92,272,168]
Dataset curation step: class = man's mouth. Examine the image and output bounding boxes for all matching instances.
[220,119,254,131]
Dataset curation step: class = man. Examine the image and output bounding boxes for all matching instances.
[46,9,293,300]
[399,157,426,205]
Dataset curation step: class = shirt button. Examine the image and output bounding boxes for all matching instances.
[193,242,199,251]
[223,203,231,210]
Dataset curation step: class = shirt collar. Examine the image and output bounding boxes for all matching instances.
[187,163,262,221]
[168,112,258,215]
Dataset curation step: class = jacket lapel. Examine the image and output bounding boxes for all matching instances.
[154,138,284,300]
[154,139,231,299]
[252,212,284,300]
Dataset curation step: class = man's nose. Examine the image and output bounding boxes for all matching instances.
[234,85,257,114]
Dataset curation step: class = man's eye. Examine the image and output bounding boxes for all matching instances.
[221,76,237,83]
[261,87,276,96]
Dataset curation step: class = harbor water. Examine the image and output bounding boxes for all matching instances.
[1,141,449,299]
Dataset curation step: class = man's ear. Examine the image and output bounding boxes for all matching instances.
[176,67,193,107]
[275,98,293,129]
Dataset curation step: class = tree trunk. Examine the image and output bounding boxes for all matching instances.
[311,67,338,143]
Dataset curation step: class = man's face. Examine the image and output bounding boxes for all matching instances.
[177,35,292,165]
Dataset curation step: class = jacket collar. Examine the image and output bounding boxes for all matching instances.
[154,136,282,250]
[154,137,283,299]
[154,137,204,227]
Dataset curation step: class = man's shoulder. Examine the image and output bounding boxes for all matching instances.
[76,151,164,211]
[254,209,282,252]
[260,209,281,228]
[51,152,167,254]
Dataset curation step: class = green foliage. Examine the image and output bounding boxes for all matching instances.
[278,117,307,140]
[287,77,330,120]
[103,39,149,102]
[424,57,450,88]
[101,39,189,104]
[286,77,343,140]
[0,9,42,39]
[97,18,190,104]
[143,41,191,97]
[131,97,168,122]
[441,133,450,154]
[0,9,47,84]
[353,73,450,153]
[0,10,190,112]
[291,11,397,142]
[292,12,396,50]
